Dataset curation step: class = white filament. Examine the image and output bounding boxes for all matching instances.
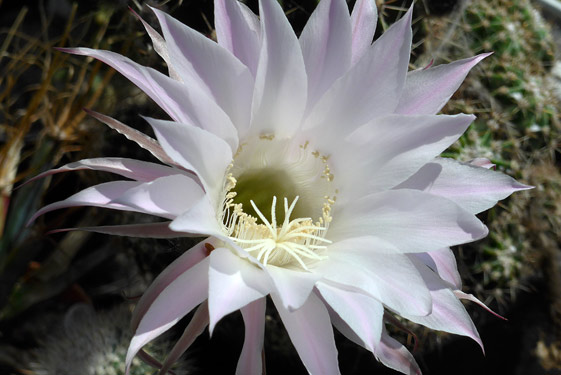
[225,196,331,270]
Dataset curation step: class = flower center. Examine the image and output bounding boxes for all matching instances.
[219,137,336,270]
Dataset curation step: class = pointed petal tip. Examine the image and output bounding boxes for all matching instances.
[513,181,534,191]
[464,52,492,70]
[208,317,218,337]
[54,46,74,53]
[405,3,414,22]
[475,335,485,355]
[454,290,507,321]
[55,47,89,55]
[477,51,494,60]
[128,7,146,24]
[45,228,71,235]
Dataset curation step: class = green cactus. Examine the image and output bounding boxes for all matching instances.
[419,0,559,310]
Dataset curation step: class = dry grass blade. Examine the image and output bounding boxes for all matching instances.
[0,2,129,315]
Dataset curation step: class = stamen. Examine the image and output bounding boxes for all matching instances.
[219,144,337,270]
[250,200,275,235]
[224,194,332,270]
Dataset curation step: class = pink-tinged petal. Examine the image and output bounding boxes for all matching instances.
[84,110,176,166]
[61,48,189,124]
[143,117,232,202]
[129,8,181,81]
[299,0,352,108]
[28,180,143,224]
[414,248,462,289]
[132,239,211,330]
[396,157,532,214]
[272,291,340,375]
[316,239,432,316]
[397,53,492,115]
[250,0,307,138]
[329,306,421,374]
[160,302,209,375]
[326,299,366,347]
[454,290,506,320]
[214,0,261,76]
[169,196,225,239]
[63,50,238,148]
[317,281,383,352]
[375,327,421,375]
[339,114,475,195]
[329,189,488,253]
[350,0,377,65]
[152,8,253,135]
[136,350,165,372]
[48,222,193,238]
[327,292,422,375]
[126,257,210,374]
[304,6,411,136]
[23,157,179,187]
[403,260,483,351]
[208,248,271,333]
[236,298,266,375]
[266,265,320,311]
[111,174,205,218]
[469,157,495,169]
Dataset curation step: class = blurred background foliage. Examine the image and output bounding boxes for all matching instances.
[0,0,560,374]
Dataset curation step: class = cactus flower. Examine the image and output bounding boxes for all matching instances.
[30,0,530,373]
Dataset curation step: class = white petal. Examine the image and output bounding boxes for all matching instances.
[304,6,411,136]
[61,48,235,143]
[143,116,232,203]
[350,0,377,65]
[299,0,352,108]
[50,222,186,239]
[454,290,506,320]
[236,298,266,375]
[28,180,145,224]
[111,174,204,218]
[208,248,271,333]
[375,327,421,375]
[316,240,432,316]
[130,8,181,81]
[214,0,261,76]
[24,157,179,186]
[152,8,254,135]
[317,281,383,352]
[267,265,320,311]
[160,302,209,374]
[339,114,475,195]
[403,260,483,351]
[272,292,340,375]
[250,0,307,138]
[84,110,176,166]
[469,157,495,169]
[126,257,210,373]
[414,248,462,289]
[329,305,421,374]
[396,157,532,213]
[329,189,488,253]
[132,239,211,330]
[169,195,225,239]
[397,53,491,115]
